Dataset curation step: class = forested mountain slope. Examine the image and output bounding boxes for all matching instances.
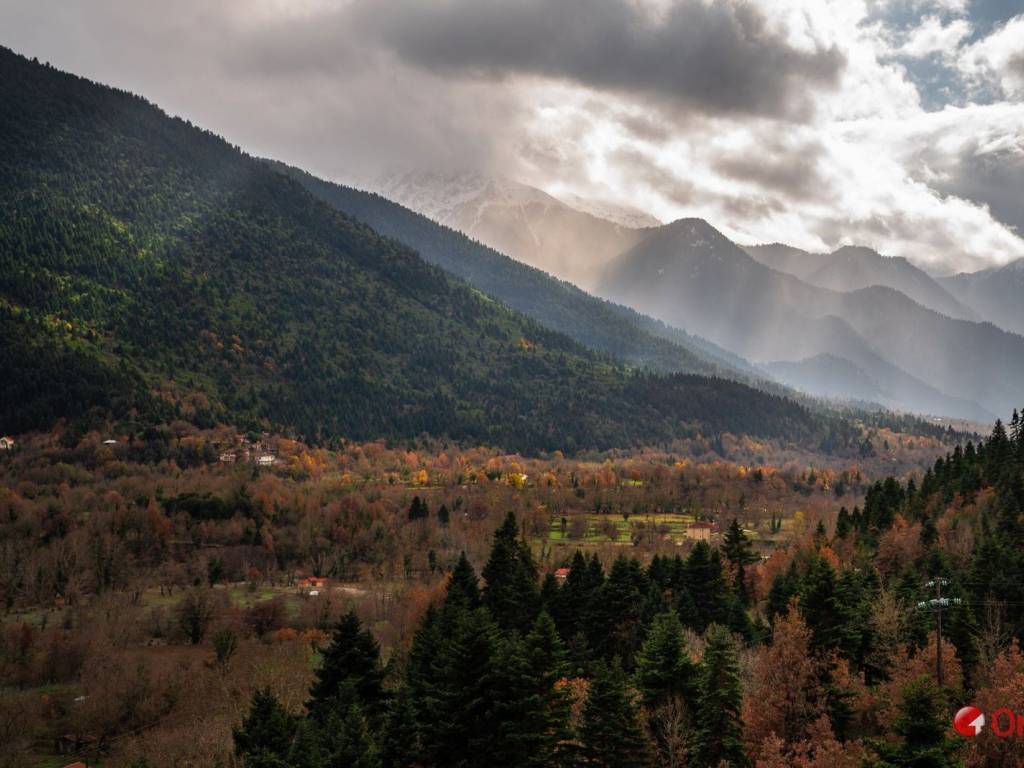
[0,47,819,452]
[274,162,761,381]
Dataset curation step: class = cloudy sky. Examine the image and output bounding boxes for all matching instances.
[2,0,1022,273]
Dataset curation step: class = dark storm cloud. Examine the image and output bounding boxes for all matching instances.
[332,0,846,121]
[930,144,1024,235]
[711,138,829,201]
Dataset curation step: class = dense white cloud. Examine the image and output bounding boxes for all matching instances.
[959,14,1024,100]
[897,16,973,58]
[0,0,1021,272]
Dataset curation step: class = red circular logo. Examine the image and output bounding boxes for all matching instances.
[954,706,986,737]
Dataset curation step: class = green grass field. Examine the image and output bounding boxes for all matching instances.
[546,512,776,548]
[547,512,698,545]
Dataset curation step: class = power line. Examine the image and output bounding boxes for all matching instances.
[917,577,961,688]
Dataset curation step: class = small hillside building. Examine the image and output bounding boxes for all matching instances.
[686,521,717,542]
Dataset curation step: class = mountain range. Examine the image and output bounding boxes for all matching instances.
[938,259,1024,336]
[373,171,1022,423]
[745,243,977,321]
[598,219,1024,422]
[0,47,826,453]
[3,44,1016,450]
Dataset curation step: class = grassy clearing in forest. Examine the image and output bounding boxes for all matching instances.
[547,512,698,544]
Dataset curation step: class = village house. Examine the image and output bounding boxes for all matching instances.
[554,566,571,582]
[297,575,328,596]
[256,454,277,467]
[218,451,237,463]
[0,436,14,450]
[686,521,718,542]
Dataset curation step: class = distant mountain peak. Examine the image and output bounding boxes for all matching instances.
[557,192,661,229]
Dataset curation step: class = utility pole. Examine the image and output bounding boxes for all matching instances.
[917,578,960,688]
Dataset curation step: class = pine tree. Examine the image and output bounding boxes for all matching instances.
[417,607,501,768]
[635,610,698,767]
[553,550,604,656]
[446,551,481,610]
[482,512,540,632]
[767,560,800,625]
[379,685,419,768]
[835,506,852,539]
[288,720,324,768]
[683,542,730,633]
[635,610,697,709]
[691,626,749,768]
[408,495,429,521]
[234,687,297,768]
[594,555,649,669]
[946,601,980,693]
[722,519,758,603]
[799,555,842,653]
[540,571,560,613]
[319,699,382,768]
[307,611,387,725]
[489,612,572,768]
[580,658,651,768]
[866,676,962,768]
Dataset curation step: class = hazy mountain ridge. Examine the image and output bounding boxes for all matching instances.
[746,243,976,321]
[599,219,1020,420]
[939,258,1024,335]
[368,170,645,289]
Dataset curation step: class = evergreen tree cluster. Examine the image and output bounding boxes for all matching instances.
[767,412,1024,720]
[235,512,758,768]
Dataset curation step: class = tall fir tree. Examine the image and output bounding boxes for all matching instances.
[234,687,297,768]
[683,542,731,633]
[580,658,652,768]
[379,685,419,768]
[307,611,387,725]
[691,626,749,768]
[318,697,382,768]
[482,512,540,632]
[635,610,698,767]
[866,677,963,768]
[489,611,572,768]
[446,551,481,610]
[721,519,757,603]
[594,555,650,669]
[417,607,501,768]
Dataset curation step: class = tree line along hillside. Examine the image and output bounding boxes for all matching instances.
[0,46,829,453]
